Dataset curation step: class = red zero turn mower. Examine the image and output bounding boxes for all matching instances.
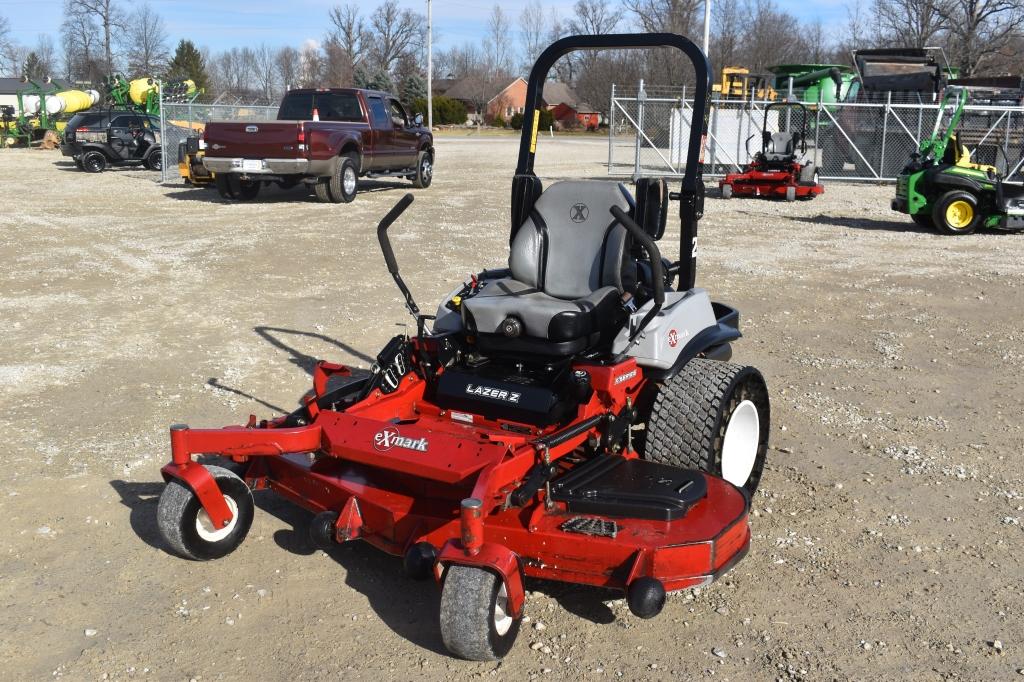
[720,101,823,201]
[156,33,770,661]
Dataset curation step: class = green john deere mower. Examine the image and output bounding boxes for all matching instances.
[892,88,1024,235]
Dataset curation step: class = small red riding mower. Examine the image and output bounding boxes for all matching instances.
[720,101,823,201]
[156,33,771,661]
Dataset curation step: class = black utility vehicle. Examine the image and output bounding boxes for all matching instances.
[61,109,164,173]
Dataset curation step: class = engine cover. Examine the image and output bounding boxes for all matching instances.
[433,366,576,427]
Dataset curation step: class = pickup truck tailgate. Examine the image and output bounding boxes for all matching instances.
[204,121,301,158]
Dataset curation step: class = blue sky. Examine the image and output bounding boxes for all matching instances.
[1,0,850,53]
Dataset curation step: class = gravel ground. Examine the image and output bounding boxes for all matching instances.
[1,137,1022,680]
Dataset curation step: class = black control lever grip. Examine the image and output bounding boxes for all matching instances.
[377,193,415,275]
[610,205,665,347]
[376,193,420,317]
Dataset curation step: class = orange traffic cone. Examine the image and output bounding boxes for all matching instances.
[312,107,320,122]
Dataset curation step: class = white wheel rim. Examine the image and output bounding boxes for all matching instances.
[195,495,238,542]
[494,582,513,636]
[343,167,357,194]
[721,399,760,487]
[422,158,432,180]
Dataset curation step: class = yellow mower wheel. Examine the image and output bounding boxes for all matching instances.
[933,191,980,235]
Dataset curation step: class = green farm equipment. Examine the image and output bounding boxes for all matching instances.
[769,64,855,105]
[891,88,1024,235]
[104,73,199,116]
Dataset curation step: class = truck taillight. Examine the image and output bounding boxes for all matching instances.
[297,124,305,144]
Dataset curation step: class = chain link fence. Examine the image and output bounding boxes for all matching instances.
[158,101,280,184]
[608,82,1024,182]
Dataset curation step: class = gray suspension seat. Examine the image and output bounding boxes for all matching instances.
[461,180,635,356]
[763,131,798,163]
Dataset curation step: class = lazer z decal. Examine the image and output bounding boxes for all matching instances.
[465,383,522,404]
[373,426,428,453]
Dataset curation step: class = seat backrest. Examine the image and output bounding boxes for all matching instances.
[766,132,795,156]
[509,180,633,300]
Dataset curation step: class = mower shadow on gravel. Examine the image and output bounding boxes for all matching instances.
[109,479,168,551]
[253,326,375,373]
[258,493,450,655]
[792,215,923,233]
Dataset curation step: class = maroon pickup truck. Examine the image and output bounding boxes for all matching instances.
[202,88,434,203]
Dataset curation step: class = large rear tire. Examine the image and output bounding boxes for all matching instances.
[440,565,521,661]
[642,358,770,495]
[156,465,254,561]
[932,190,980,235]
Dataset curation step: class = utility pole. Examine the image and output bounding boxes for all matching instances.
[702,0,711,56]
[427,0,433,130]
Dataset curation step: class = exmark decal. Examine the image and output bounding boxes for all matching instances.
[614,369,638,385]
[466,384,521,404]
[373,426,428,453]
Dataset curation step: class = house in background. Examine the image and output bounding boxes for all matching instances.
[435,76,527,124]
[432,76,600,128]
[542,81,601,130]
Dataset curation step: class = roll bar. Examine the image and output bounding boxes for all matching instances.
[512,33,712,290]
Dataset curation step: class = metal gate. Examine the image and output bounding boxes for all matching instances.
[157,89,279,184]
[608,81,1024,182]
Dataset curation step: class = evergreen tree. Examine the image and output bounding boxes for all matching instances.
[23,52,46,80]
[166,39,209,93]
[399,72,427,103]
[354,64,394,93]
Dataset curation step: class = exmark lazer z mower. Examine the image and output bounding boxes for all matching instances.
[155,34,771,661]
[720,101,823,201]
[892,88,1024,235]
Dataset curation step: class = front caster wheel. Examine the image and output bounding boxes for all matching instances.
[440,565,521,660]
[309,510,339,550]
[157,465,254,560]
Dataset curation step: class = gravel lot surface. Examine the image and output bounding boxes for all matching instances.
[1,136,1022,680]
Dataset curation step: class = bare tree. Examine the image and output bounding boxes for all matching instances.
[60,3,101,81]
[519,0,546,73]
[252,43,277,100]
[367,0,423,74]
[328,4,368,70]
[803,20,832,64]
[122,2,168,76]
[322,37,355,88]
[938,0,1024,75]
[66,0,126,73]
[32,35,57,77]
[872,0,948,48]
[275,46,301,92]
[485,5,515,76]
[0,15,13,75]
[623,0,702,34]
[299,41,323,88]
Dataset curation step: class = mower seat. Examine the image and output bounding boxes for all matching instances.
[462,180,635,356]
[763,132,798,163]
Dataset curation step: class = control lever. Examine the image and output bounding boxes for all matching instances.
[376,193,420,319]
[609,205,664,349]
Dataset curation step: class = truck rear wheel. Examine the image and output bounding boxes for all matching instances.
[81,151,107,173]
[215,174,239,200]
[317,154,358,204]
